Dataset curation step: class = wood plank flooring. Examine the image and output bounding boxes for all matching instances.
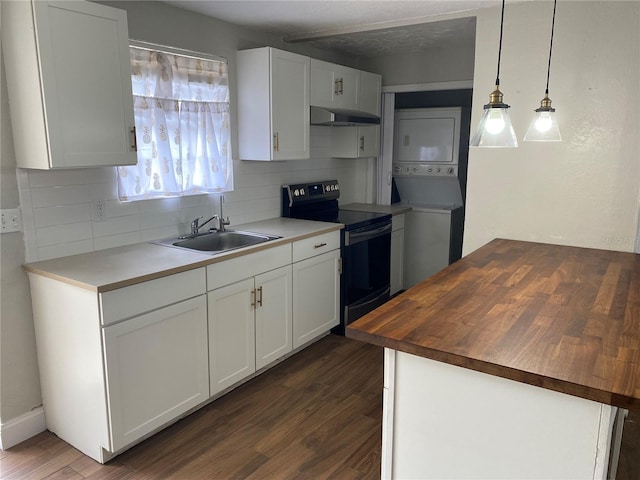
[2,334,639,479]
[1,335,383,480]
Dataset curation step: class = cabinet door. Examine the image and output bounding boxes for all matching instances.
[359,125,380,157]
[334,65,360,111]
[310,60,360,112]
[271,49,310,160]
[208,278,256,396]
[310,59,337,109]
[359,70,382,117]
[292,249,340,349]
[331,125,379,158]
[33,1,135,168]
[103,296,208,452]
[255,265,293,370]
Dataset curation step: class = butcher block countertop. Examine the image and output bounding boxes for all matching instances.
[347,238,640,410]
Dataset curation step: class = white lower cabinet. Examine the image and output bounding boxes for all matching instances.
[26,267,207,462]
[384,349,618,479]
[255,266,293,370]
[27,229,339,463]
[208,278,256,396]
[103,296,209,452]
[207,245,293,396]
[208,264,293,396]
[292,248,341,349]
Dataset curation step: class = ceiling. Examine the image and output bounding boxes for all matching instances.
[162,1,502,57]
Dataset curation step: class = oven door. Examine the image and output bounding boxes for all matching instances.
[341,222,392,329]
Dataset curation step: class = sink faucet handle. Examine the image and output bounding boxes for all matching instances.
[191,216,203,234]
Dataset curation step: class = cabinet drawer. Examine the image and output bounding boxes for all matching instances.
[100,268,206,326]
[392,214,405,231]
[292,231,341,263]
[207,243,291,291]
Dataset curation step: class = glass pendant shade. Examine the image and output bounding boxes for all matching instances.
[470,87,518,147]
[524,109,561,141]
[470,0,518,148]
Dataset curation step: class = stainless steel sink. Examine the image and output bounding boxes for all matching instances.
[153,230,281,254]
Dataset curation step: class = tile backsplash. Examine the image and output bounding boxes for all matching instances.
[18,127,374,262]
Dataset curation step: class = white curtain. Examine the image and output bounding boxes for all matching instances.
[118,47,232,201]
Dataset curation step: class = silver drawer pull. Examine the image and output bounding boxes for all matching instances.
[314,242,327,249]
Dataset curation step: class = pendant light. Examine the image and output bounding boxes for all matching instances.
[524,0,562,142]
[470,0,518,148]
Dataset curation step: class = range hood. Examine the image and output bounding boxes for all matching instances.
[310,106,380,126]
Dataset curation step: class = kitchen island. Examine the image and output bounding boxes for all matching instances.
[347,238,640,479]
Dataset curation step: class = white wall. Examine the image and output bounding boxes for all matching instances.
[0,53,42,426]
[0,0,373,440]
[464,1,640,255]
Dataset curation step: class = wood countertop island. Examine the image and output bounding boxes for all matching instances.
[346,238,640,479]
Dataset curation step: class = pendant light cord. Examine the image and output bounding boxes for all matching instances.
[495,0,506,87]
[545,0,557,95]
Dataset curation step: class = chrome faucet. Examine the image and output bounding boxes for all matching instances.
[187,194,230,237]
[190,214,219,236]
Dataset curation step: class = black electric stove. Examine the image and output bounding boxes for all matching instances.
[282,180,392,334]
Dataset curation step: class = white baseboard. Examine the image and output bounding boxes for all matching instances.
[0,407,46,450]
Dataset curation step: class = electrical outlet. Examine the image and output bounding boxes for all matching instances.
[1,208,22,233]
[95,200,105,221]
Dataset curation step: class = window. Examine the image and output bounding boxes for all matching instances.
[117,44,232,201]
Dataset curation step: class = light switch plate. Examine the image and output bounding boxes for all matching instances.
[1,208,22,233]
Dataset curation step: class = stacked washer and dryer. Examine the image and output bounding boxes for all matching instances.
[392,107,469,289]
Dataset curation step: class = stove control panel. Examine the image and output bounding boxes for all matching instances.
[284,180,340,205]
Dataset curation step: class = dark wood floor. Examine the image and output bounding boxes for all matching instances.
[1,335,383,480]
[1,335,638,479]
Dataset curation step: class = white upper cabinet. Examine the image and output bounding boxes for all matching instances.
[331,125,380,158]
[237,47,310,161]
[310,59,360,112]
[310,59,382,117]
[2,1,136,169]
[358,70,383,117]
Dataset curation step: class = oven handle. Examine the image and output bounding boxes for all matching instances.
[344,222,392,246]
